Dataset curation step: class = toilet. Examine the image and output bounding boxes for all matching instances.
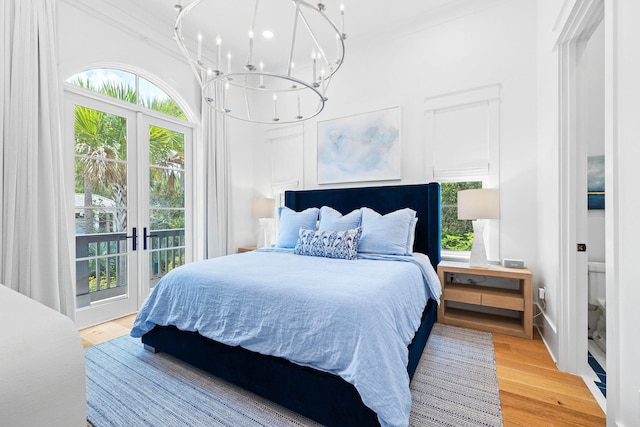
[588,261,606,308]
[588,261,606,352]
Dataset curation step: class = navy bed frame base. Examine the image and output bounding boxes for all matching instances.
[141,183,441,427]
[142,300,436,427]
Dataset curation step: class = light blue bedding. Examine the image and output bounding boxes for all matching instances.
[131,249,441,427]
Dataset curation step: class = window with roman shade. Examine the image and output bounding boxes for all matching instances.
[424,84,501,261]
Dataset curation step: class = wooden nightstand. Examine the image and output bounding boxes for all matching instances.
[237,245,257,253]
[437,261,533,339]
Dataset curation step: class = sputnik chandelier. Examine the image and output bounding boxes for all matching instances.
[174,0,346,124]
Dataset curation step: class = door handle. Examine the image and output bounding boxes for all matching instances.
[126,227,138,251]
[143,227,158,251]
[577,243,587,252]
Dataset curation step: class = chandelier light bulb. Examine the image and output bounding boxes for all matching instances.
[197,32,202,62]
[259,61,265,88]
[215,33,222,71]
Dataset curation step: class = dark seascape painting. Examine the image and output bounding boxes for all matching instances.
[588,155,604,210]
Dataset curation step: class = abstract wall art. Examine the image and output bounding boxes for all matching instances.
[317,107,401,184]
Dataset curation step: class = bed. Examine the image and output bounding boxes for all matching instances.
[131,183,441,427]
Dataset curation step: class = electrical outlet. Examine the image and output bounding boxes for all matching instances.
[538,287,546,300]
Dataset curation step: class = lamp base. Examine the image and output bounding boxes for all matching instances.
[256,218,273,249]
[469,220,489,268]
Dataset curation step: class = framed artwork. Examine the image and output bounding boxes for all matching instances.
[317,106,401,184]
[587,155,604,210]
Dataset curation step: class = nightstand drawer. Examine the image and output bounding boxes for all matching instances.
[482,293,524,311]
[444,287,482,305]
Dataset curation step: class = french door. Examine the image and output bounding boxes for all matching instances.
[67,92,192,328]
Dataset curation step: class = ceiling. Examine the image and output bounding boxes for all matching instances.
[93,0,478,72]
[136,0,461,43]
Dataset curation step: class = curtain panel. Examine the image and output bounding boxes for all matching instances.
[201,87,232,258]
[0,0,74,319]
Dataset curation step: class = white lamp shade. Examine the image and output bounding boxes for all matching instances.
[251,198,275,218]
[457,189,500,220]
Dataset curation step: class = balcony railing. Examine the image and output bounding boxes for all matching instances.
[76,228,185,308]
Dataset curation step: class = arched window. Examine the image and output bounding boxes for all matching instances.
[67,68,186,120]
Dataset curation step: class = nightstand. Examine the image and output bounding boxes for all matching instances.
[437,261,533,339]
[237,245,257,253]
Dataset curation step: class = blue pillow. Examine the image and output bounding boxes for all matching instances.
[358,207,417,255]
[294,227,362,260]
[318,206,362,231]
[275,206,319,248]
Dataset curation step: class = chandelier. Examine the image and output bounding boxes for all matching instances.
[174,0,346,124]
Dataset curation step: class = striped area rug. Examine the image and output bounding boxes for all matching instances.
[86,324,502,427]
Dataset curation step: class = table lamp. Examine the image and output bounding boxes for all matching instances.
[457,188,500,268]
[252,198,275,248]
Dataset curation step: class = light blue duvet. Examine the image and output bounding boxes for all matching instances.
[131,249,441,427]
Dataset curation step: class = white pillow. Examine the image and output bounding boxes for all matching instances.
[358,207,417,255]
[275,206,319,248]
[318,206,362,231]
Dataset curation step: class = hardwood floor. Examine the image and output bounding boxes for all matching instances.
[80,317,606,426]
[80,314,136,349]
[494,331,605,426]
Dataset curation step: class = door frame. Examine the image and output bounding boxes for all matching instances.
[65,85,194,328]
[556,0,604,382]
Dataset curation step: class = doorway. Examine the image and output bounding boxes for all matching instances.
[583,18,606,402]
[66,91,192,328]
[557,0,606,411]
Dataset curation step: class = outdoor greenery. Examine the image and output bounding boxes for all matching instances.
[441,181,482,251]
[73,78,186,234]
[72,76,186,293]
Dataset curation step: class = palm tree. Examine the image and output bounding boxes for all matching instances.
[73,79,186,234]
[74,103,128,233]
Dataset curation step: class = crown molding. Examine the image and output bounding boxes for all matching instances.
[60,0,184,63]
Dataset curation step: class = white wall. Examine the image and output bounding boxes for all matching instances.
[606,1,640,424]
[250,0,539,271]
[535,0,564,362]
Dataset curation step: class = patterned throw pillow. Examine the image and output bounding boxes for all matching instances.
[294,227,362,260]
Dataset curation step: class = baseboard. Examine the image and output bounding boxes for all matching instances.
[534,302,558,364]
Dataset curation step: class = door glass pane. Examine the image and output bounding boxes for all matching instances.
[74,105,129,308]
[148,125,185,288]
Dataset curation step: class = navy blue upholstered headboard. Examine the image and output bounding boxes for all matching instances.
[284,183,441,269]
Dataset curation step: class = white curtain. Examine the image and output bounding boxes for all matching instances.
[0,0,74,319]
[201,88,232,258]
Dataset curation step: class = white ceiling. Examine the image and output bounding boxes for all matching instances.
[93,0,477,68]
[133,0,460,43]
